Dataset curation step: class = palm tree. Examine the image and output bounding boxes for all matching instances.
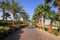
[8,0,23,25]
[20,11,29,24]
[42,4,50,30]
[34,5,43,27]
[4,12,11,21]
[32,13,40,26]
[46,11,57,33]
[44,0,60,34]
[44,0,60,24]
[33,4,50,30]
[0,0,10,21]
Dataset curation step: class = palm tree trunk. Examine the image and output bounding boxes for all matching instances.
[58,11,60,35]
[58,0,60,23]
[23,17,26,24]
[25,19,26,24]
[49,20,52,33]
[6,17,7,21]
[3,9,5,21]
[12,13,15,25]
[23,19,25,24]
[58,0,60,35]
[35,19,37,26]
[43,17,45,30]
[36,17,38,25]
[40,16,42,28]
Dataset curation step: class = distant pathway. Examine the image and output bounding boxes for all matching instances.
[6,26,59,40]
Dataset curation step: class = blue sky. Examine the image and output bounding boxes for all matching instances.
[17,0,44,19]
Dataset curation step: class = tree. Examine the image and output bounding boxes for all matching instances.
[20,11,29,24]
[46,11,57,33]
[4,12,11,21]
[34,5,44,26]
[0,0,10,21]
[32,13,40,26]
[42,4,50,30]
[8,0,23,25]
[44,0,60,34]
[33,4,50,30]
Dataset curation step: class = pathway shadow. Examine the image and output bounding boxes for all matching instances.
[5,28,24,40]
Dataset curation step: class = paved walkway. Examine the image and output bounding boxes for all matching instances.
[6,26,60,40]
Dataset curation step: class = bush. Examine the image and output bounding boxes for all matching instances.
[0,26,4,33]
[52,29,58,36]
[0,27,9,40]
[3,27,10,34]
[0,21,7,26]
[0,26,15,34]
[0,20,13,26]
[45,27,48,31]
[0,26,16,40]
[0,27,12,32]
[9,27,15,33]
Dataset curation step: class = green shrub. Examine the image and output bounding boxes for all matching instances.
[9,27,15,34]
[52,29,58,36]
[3,27,10,34]
[0,27,10,33]
[0,26,16,40]
[0,26,4,33]
[0,26,15,34]
[45,27,48,31]
[0,21,7,26]
[7,22,12,25]
[0,20,13,26]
